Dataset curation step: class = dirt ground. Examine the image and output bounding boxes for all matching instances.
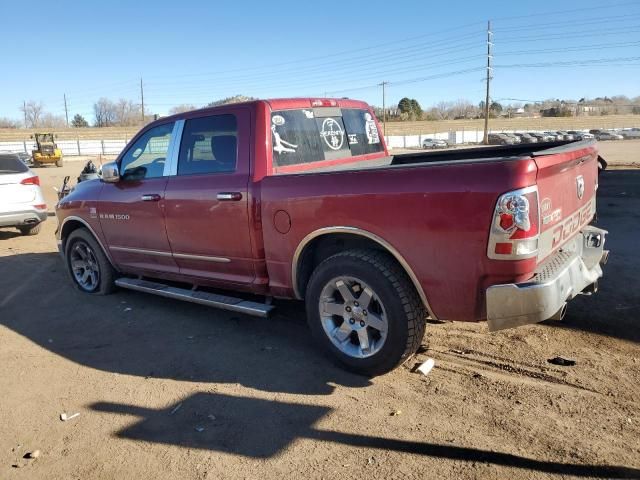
[1,143,639,479]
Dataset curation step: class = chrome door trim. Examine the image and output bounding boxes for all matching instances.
[173,253,231,263]
[110,245,173,257]
[291,226,437,320]
[164,119,185,177]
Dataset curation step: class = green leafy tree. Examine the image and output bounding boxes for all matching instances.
[398,97,412,114]
[490,101,503,114]
[71,114,89,128]
[410,99,423,119]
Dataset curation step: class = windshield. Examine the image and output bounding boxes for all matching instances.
[271,107,383,171]
[36,134,55,143]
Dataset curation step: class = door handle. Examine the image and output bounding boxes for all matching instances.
[217,192,243,201]
[141,194,162,202]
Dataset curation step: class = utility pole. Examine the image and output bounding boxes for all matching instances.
[379,81,389,137]
[22,100,27,127]
[140,77,145,123]
[63,94,69,127]
[482,20,493,145]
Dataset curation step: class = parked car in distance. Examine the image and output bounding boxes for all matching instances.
[543,131,563,141]
[567,131,594,140]
[0,153,47,235]
[422,138,448,149]
[55,98,609,376]
[503,133,521,144]
[589,129,623,141]
[620,128,640,139]
[514,133,537,143]
[487,133,514,145]
[528,132,556,142]
[556,131,574,141]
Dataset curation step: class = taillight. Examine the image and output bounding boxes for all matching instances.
[20,176,40,186]
[487,186,539,260]
[311,99,338,107]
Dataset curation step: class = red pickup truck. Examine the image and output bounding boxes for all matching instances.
[55,98,609,375]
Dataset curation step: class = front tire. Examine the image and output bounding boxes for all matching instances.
[65,228,116,294]
[305,249,427,376]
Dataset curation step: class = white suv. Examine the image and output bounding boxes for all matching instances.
[0,153,47,235]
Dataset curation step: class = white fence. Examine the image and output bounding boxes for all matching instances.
[0,139,128,156]
[0,126,637,156]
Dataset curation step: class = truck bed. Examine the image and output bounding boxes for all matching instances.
[310,140,589,173]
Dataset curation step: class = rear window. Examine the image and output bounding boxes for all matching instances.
[0,154,28,174]
[271,107,383,168]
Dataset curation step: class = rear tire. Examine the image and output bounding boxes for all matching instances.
[18,224,41,236]
[305,249,427,376]
[65,228,116,295]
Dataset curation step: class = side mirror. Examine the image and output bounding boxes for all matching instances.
[101,162,120,183]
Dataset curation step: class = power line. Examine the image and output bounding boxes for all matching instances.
[493,12,640,32]
[491,0,640,22]
[495,55,640,68]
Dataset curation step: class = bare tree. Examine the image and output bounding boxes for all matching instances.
[0,117,20,128]
[434,101,452,120]
[93,98,117,127]
[169,104,197,115]
[39,113,67,128]
[114,99,141,126]
[20,100,45,128]
[451,99,476,119]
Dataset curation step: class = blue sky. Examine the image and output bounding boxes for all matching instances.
[2,0,639,122]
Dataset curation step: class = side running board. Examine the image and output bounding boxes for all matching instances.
[115,278,274,318]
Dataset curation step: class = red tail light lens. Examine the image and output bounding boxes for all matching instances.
[20,176,40,186]
[488,186,539,260]
[311,99,338,107]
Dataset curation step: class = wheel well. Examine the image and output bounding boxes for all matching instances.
[295,233,397,298]
[60,219,86,251]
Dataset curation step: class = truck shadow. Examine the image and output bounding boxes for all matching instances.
[88,392,640,478]
[0,251,369,395]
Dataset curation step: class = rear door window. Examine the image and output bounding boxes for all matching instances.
[178,114,237,175]
[0,154,28,174]
[271,107,383,168]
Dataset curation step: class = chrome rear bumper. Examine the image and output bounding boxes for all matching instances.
[486,226,608,331]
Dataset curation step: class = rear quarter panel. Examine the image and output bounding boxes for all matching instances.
[261,157,538,321]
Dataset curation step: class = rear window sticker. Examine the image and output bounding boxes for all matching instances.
[272,125,298,154]
[272,115,285,126]
[303,110,314,119]
[348,134,358,144]
[364,112,380,144]
[320,118,344,150]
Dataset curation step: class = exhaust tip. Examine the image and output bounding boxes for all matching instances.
[550,303,567,321]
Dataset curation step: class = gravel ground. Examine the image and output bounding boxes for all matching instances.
[0,144,638,479]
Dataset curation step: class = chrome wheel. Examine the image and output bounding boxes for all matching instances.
[69,241,100,292]
[319,276,388,359]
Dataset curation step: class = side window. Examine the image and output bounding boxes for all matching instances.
[120,122,174,181]
[178,114,237,175]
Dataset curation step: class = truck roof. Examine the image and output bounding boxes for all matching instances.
[156,98,372,125]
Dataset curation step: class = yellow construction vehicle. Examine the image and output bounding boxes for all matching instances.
[31,133,63,167]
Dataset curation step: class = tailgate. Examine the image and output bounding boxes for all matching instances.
[534,141,599,262]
